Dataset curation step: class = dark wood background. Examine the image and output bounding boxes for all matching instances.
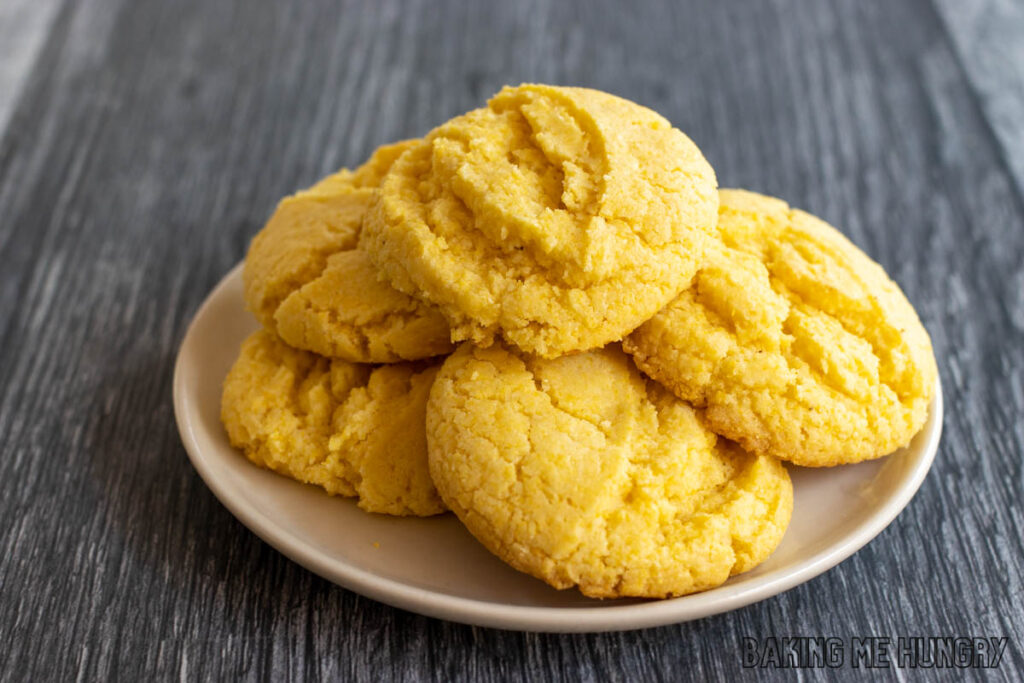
[1,0,1022,680]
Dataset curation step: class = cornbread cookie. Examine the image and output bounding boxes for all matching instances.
[426,343,792,598]
[221,330,446,516]
[243,140,453,363]
[624,189,938,467]
[362,84,719,357]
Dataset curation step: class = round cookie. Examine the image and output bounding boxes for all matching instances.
[244,140,453,363]
[221,329,446,516]
[361,84,719,358]
[624,189,938,467]
[426,342,792,599]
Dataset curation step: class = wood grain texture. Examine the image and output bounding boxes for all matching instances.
[0,0,62,135]
[935,0,1024,198]
[0,0,1022,680]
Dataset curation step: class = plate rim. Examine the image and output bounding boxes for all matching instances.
[173,263,944,633]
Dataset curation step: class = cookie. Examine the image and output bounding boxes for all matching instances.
[426,342,792,598]
[361,84,718,358]
[221,330,446,516]
[243,140,453,363]
[624,189,938,467]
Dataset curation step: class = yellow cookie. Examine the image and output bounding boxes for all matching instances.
[362,84,718,357]
[426,342,792,599]
[220,330,446,516]
[244,140,453,363]
[624,189,938,467]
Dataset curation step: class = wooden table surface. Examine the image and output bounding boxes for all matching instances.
[1,0,1022,680]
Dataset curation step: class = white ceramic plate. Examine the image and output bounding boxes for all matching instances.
[173,264,943,633]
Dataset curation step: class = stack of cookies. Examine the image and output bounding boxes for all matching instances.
[221,84,937,599]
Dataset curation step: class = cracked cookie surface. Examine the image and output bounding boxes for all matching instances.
[426,342,792,598]
[243,140,453,362]
[624,189,938,467]
[221,330,446,516]
[361,84,719,358]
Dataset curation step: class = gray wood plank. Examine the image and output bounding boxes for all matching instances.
[0,0,1022,680]
[0,0,64,137]
[933,0,1024,199]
